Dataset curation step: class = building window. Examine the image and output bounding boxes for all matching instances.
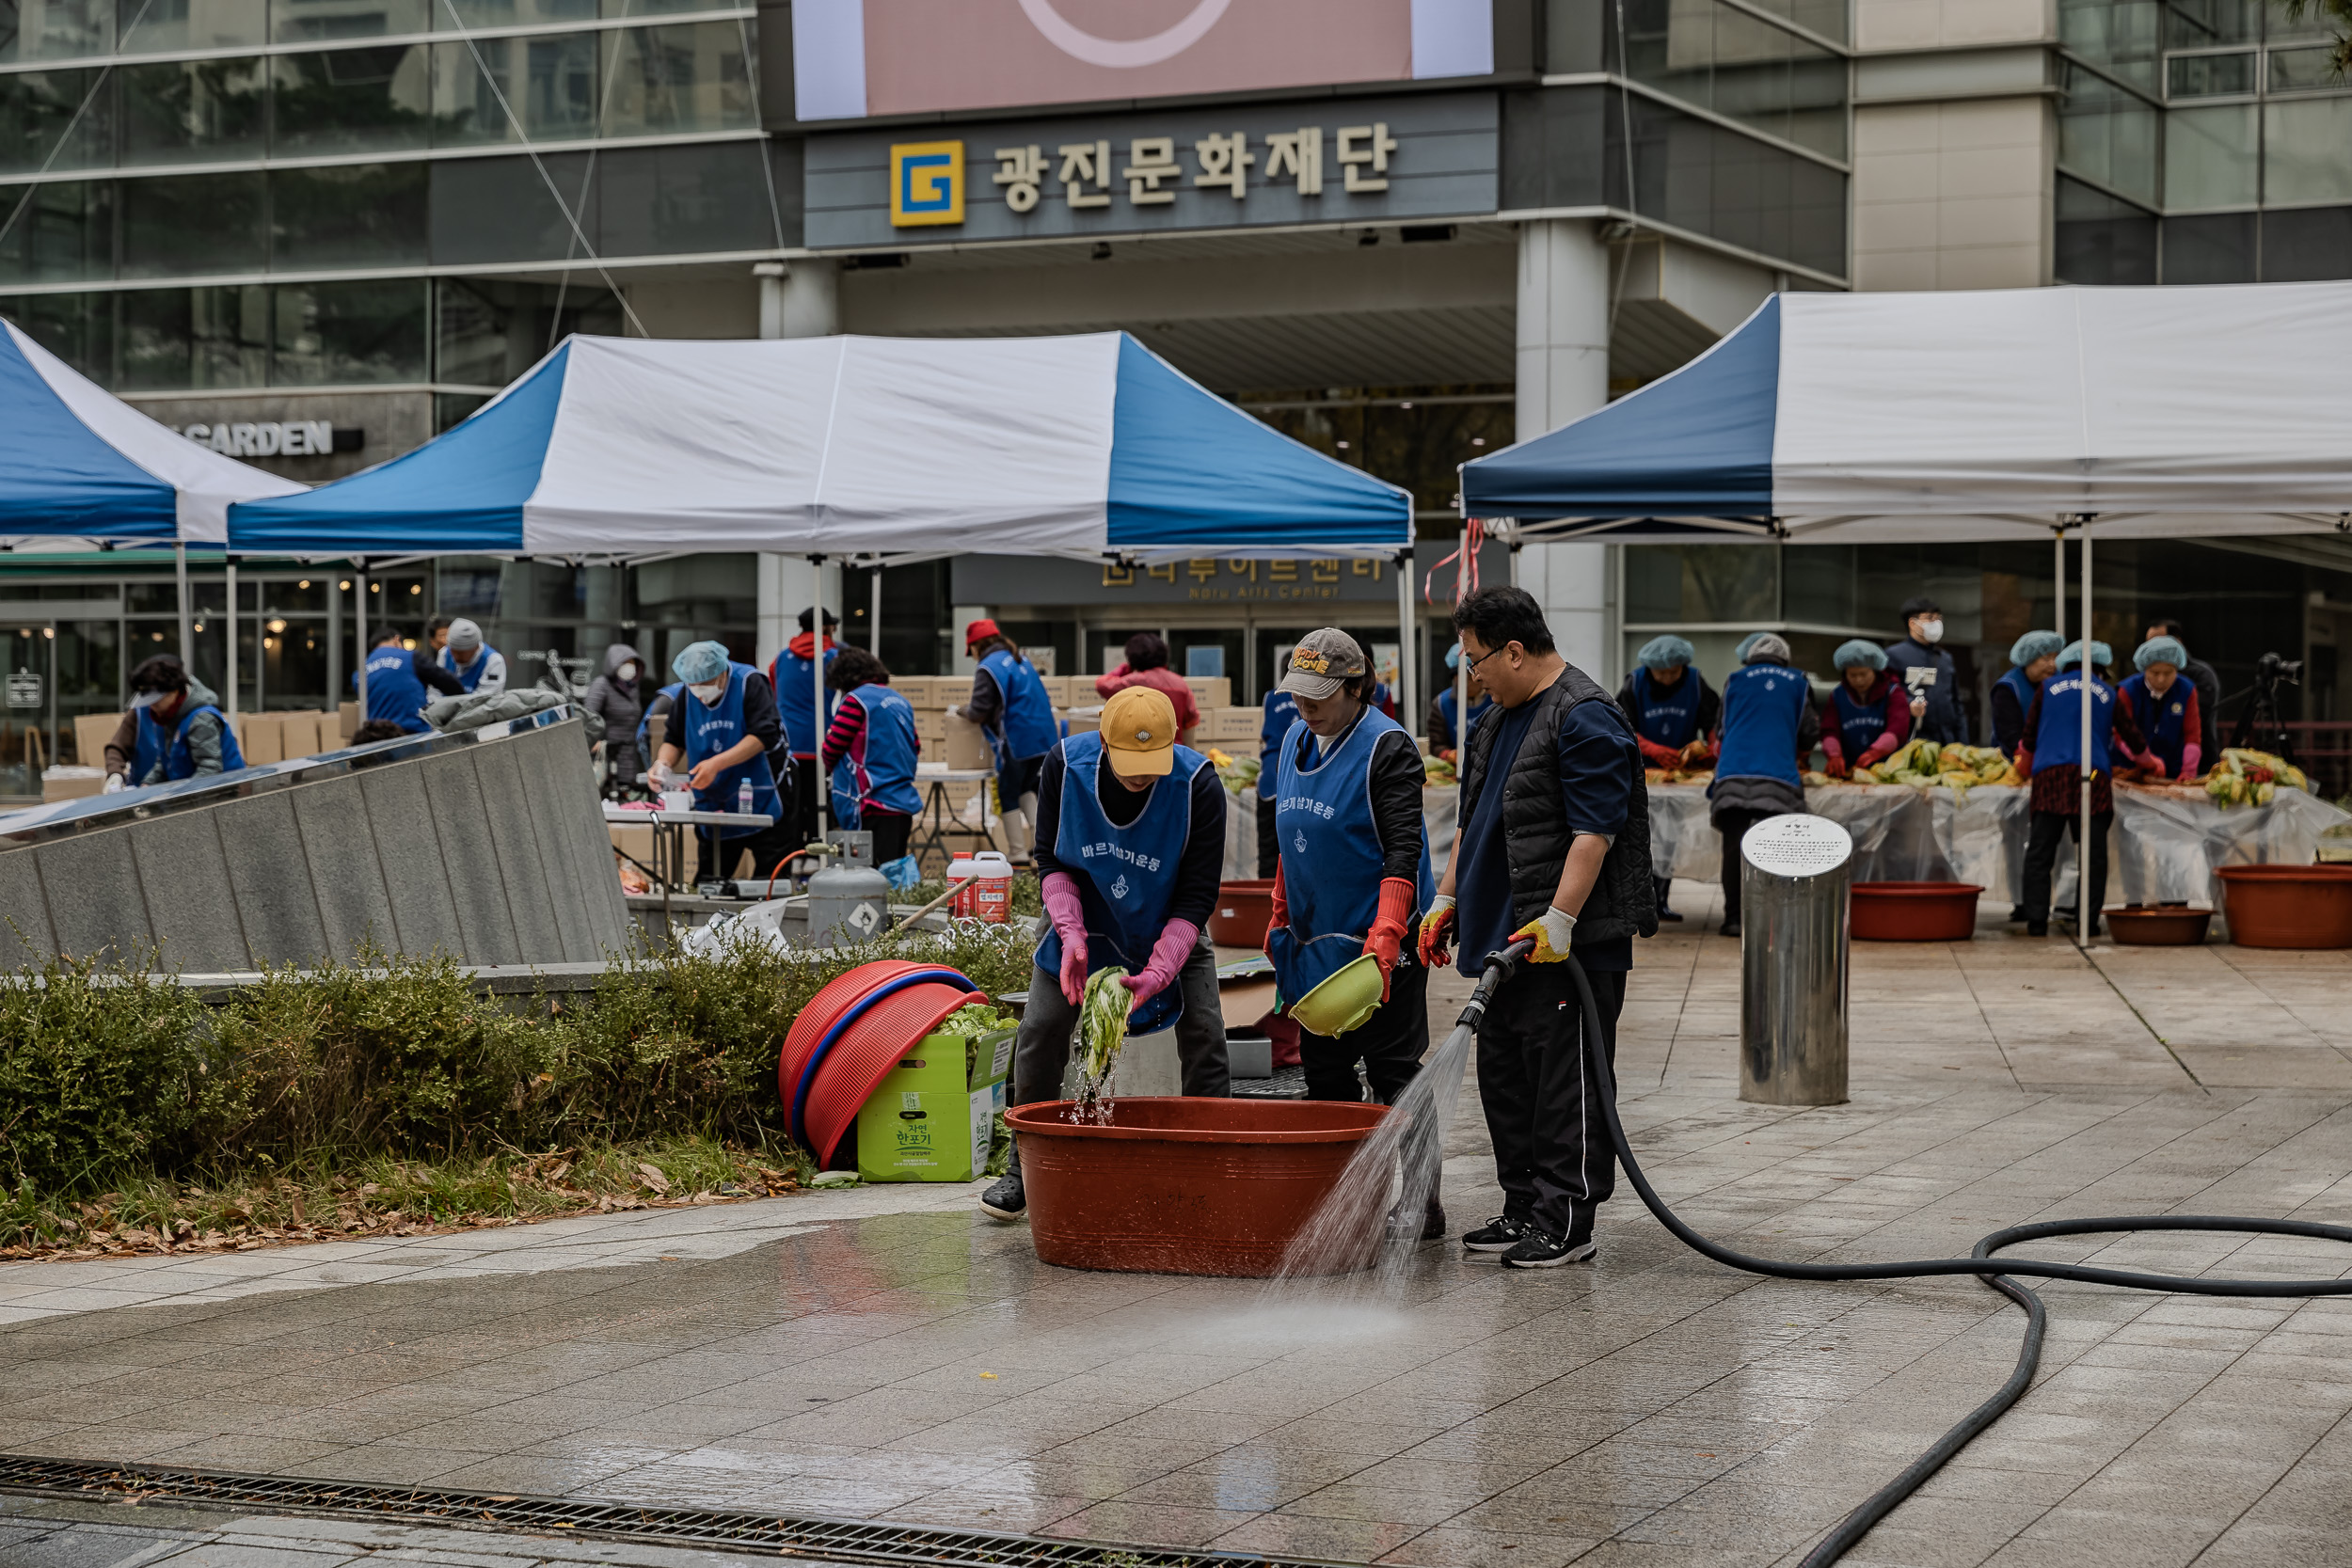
[2055,173,2157,283]
[0,0,115,63]
[2058,59,2159,208]
[270,43,433,154]
[118,0,268,55]
[272,160,430,267]
[0,69,113,175]
[272,277,429,383]
[1610,0,1848,160]
[119,55,271,165]
[2163,100,2257,208]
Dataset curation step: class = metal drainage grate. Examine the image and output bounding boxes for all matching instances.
[0,1454,1343,1568]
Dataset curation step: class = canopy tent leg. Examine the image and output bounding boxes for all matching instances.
[812,554,828,837]
[870,565,882,656]
[1396,549,1415,737]
[175,544,192,667]
[2079,522,2094,946]
[355,564,369,713]
[225,559,239,724]
[2053,525,2066,646]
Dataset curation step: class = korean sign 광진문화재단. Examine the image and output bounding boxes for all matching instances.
[808,92,1498,248]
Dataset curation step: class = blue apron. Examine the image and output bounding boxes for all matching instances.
[1710,662,1810,792]
[1630,668,1702,749]
[1035,731,1206,1037]
[1267,709,1433,1019]
[1435,688,1491,750]
[2031,672,2115,777]
[680,663,782,839]
[847,683,922,816]
[358,644,433,735]
[135,702,246,783]
[978,649,1058,765]
[439,644,498,693]
[769,642,837,757]
[1830,684,1892,759]
[2120,673,2189,775]
[1257,689,1297,800]
[1995,665,2036,749]
[638,681,683,759]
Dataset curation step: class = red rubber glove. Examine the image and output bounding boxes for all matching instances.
[1417,895,1456,969]
[1041,871,1089,1006]
[2015,748,2034,777]
[1824,757,1849,780]
[1361,878,1416,1003]
[1263,862,1290,953]
[1121,919,1200,1012]
[1638,736,1682,769]
[2140,752,2168,779]
[1820,734,1846,775]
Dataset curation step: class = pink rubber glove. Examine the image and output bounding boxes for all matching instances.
[2181,743,2202,781]
[1120,919,1200,1013]
[1042,872,1089,1006]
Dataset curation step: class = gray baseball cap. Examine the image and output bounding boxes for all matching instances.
[1278,627,1368,699]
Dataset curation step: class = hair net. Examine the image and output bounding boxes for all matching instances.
[672,641,731,684]
[1743,633,1792,665]
[1832,639,1886,673]
[1445,641,1462,671]
[1733,631,1769,663]
[2009,629,2063,668]
[1636,634,1694,672]
[2056,640,2113,671]
[2134,635,2187,673]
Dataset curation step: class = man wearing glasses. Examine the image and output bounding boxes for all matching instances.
[1418,587,1656,1269]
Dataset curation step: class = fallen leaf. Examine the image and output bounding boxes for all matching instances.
[635,1163,672,1195]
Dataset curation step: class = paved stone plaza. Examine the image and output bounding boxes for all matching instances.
[4,892,2351,1567]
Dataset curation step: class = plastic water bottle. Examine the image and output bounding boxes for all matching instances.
[737,778,753,814]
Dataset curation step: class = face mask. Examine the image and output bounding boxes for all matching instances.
[618,663,640,683]
[689,681,725,705]
[130,690,164,709]
[1917,618,1945,644]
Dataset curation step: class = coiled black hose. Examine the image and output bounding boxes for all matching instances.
[1457,942,2352,1568]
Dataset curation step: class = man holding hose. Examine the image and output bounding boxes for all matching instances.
[1419,587,1655,1268]
[979,686,1231,1221]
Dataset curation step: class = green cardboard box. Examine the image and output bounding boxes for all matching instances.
[857,1025,1013,1182]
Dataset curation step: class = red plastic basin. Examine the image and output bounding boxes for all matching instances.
[1208,879,1275,948]
[1851,881,1984,942]
[2217,864,2352,949]
[1009,1097,1389,1277]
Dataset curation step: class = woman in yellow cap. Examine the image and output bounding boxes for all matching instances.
[979,685,1231,1221]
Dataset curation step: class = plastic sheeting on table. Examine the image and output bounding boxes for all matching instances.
[2113,784,2351,911]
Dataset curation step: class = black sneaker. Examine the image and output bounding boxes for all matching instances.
[1659,909,1685,923]
[1422,1199,1447,1241]
[1502,1227,1598,1269]
[977,1172,1025,1221]
[2008,905,2029,924]
[2026,922,2048,938]
[1721,919,1741,938]
[1461,1215,1529,1253]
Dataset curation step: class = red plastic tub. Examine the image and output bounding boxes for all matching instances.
[1009,1097,1389,1276]
[1208,879,1275,948]
[2106,905,2213,945]
[2217,864,2352,948]
[1850,881,1984,942]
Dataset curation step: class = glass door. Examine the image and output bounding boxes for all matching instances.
[0,621,56,802]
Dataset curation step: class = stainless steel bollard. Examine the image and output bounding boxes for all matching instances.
[1739,814,1853,1106]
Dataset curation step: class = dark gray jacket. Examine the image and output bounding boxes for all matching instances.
[1886,638,1964,743]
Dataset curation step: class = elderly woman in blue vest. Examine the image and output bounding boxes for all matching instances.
[952,618,1058,863]
[2118,635,2203,783]
[651,640,796,882]
[437,618,506,695]
[356,626,465,736]
[818,646,923,865]
[1991,630,2061,756]
[1255,680,1300,875]
[2015,641,2158,938]
[1819,640,1913,780]
[1614,635,1721,925]
[1261,629,1443,1237]
[979,686,1230,1222]
[1708,634,1821,938]
[114,656,244,788]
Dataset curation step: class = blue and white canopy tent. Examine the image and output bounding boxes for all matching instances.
[1,319,306,673]
[1458,278,2352,939]
[228,329,1416,821]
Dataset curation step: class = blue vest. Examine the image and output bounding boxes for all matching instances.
[847,683,922,816]
[2031,671,2116,776]
[978,649,1058,764]
[439,643,498,693]
[769,643,838,757]
[358,644,433,734]
[638,681,683,759]
[1712,662,1810,791]
[2120,673,2190,774]
[134,701,246,784]
[1830,683,1892,759]
[1629,668,1702,749]
[1036,731,1207,1036]
[679,663,782,837]
[1996,666,2037,740]
[1267,709,1433,1016]
[1435,688,1492,750]
[828,759,861,829]
[1257,689,1298,800]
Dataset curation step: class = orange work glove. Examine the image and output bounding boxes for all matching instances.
[1361,878,1417,1002]
[1417,895,1456,969]
[1263,861,1290,953]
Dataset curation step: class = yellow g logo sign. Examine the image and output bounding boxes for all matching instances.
[890,141,963,228]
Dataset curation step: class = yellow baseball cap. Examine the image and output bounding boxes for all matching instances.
[1101,687,1178,777]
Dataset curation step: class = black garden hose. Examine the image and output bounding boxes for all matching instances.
[1457,941,2352,1567]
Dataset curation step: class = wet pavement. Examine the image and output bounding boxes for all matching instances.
[4,889,2352,1567]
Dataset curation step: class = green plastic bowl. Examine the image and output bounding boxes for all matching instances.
[1288,953,1385,1038]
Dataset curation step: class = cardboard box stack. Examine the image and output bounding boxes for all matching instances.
[858,1024,1013,1182]
[234,709,339,766]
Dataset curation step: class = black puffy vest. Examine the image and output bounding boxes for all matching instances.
[1458,663,1659,946]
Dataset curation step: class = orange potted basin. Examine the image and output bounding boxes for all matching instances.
[2217,864,2352,948]
[1851,881,1983,942]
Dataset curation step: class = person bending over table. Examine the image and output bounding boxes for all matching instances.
[952,618,1057,864]
[1708,634,1820,939]
[1819,640,1911,780]
[650,640,795,883]
[1263,628,1442,1238]
[1992,630,2061,757]
[979,686,1230,1223]
[818,646,922,865]
[1615,633,1720,924]
[2015,640,2159,940]
[1418,587,1655,1270]
[113,656,244,788]
[2119,635,2201,783]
